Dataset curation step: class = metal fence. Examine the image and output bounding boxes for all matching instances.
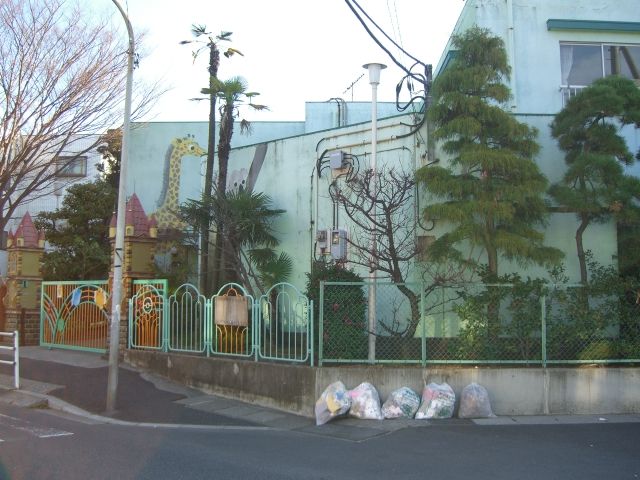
[41,281,111,353]
[0,330,19,389]
[129,282,313,365]
[318,281,640,366]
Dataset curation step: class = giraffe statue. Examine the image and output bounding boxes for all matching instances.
[154,135,206,231]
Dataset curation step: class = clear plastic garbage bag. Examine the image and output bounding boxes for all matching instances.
[315,381,351,426]
[415,382,456,419]
[348,382,384,420]
[458,382,495,418]
[382,386,420,419]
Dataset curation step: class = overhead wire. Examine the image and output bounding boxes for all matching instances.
[343,0,432,138]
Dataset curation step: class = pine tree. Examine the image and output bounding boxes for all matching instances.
[417,27,562,279]
[35,180,116,280]
[550,75,640,283]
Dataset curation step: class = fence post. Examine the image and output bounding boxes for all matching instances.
[421,285,426,367]
[162,291,169,353]
[541,293,547,368]
[127,298,132,348]
[14,330,19,389]
[309,300,314,367]
[319,281,324,367]
[206,297,213,357]
[253,297,259,362]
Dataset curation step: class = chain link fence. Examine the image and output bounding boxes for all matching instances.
[318,281,640,365]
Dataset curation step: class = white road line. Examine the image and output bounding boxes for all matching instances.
[0,413,73,439]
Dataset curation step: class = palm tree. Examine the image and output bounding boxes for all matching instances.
[180,189,291,296]
[200,76,268,291]
[180,26,242,295]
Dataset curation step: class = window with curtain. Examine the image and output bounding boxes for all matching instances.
[560,42,640,86]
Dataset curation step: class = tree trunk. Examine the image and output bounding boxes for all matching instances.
[576,214,590,284]
[200,44,220,296]
[397,284,421,338]
[211,103,235,291]
[486,245,500,341]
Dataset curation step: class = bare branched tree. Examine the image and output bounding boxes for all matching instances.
[330,166,473,338]
[0,0,160,234]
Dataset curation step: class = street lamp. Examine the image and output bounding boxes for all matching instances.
[363,62,386,364]
[106,0,134,413]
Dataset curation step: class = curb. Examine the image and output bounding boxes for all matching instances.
[0,388,273,431]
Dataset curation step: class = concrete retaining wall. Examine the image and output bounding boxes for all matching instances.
[125,350,640,417]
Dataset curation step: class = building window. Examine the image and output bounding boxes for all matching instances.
[55,156,87,178]
[560,43,640,103]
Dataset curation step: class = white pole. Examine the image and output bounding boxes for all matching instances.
[107,0,134,413]
[14,330,19,390]
[363,63,386,364]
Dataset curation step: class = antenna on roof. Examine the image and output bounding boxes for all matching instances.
[342,73,365,101]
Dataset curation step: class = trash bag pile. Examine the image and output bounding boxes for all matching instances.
[315,380,495,425]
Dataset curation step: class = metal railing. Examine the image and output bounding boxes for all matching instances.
[40,281,111,353]
[0,331,19,389]
[560,85,587,106]
[318,281,640,366]
[129,282,313,365]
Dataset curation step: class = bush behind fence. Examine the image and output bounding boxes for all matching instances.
[318,281,640,365]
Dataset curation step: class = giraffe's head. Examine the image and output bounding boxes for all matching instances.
[172,135,206,158]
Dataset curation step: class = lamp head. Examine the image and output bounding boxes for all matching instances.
[362,63,387,85]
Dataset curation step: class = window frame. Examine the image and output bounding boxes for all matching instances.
[560,41,640,88]
[55,155,88,178]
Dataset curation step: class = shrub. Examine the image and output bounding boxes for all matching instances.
[305,262,367,360]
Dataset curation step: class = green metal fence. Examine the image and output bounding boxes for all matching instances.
[318,281,640,366]
[128,282,313,364]
[258,283,312,363]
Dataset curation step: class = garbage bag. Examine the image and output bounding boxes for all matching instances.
[348,382,384,420]
[458,382,495,418]
[315,381,351,426]
[415,382,456,419]
[382,386,420,419]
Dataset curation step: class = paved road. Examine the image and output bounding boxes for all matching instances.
[1,403,639,480]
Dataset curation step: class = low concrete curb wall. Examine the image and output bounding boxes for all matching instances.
[125,350,640,417]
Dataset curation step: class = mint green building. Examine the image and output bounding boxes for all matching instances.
[126,0,640,291]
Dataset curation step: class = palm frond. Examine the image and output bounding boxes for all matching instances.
[191,24,208,37]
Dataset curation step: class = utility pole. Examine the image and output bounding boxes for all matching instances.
[363,62,385,364]
[106,0,134,413]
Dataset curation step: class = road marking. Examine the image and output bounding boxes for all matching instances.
[0,413,73,439]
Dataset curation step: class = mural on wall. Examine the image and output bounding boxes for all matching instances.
[154,135,206,231]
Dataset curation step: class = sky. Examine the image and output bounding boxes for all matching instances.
[97,0,466,123]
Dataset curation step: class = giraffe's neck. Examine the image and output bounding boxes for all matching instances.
[158,150,183,213]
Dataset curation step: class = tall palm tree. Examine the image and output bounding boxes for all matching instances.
[180,26,241,295]
[201,76,268,291]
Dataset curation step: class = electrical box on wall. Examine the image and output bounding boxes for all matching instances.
[329,151,345,170]
[316,229,328,250]
[330,228,347,260]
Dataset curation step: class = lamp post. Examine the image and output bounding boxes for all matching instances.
[363,62,386,364]
[106,0,134,413]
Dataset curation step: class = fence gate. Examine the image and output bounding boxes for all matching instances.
[258,282,313,364]
[129,280,168,350]
[40,281,111,353]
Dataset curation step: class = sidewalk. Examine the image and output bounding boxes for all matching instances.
[1,347,639,442]
[0,346,311,431]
